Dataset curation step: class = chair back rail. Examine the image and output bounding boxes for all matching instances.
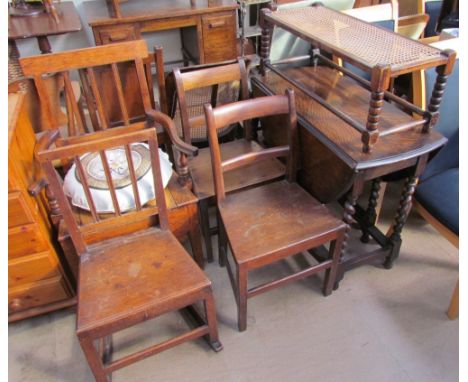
[170,58,249,144]
[204,90,298,204]
[20,41,161,135]
[35,127,170,256]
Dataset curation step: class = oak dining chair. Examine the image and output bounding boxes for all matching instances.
[204,90,346,331]
[35,126,223,382]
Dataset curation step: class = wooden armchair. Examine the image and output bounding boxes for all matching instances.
[167,59,285,263]
[204,91,346,331]
[35,126,222,382]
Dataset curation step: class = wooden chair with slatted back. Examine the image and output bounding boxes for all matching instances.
[204,90,347,331]
[167,59,286,263]
[35,126,222,382]
[19,41,178,149]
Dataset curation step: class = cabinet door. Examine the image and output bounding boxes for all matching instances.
[202,11,237,63]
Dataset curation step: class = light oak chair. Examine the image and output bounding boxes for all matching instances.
[35,126,222,382]
[168,59,285,263]
[204,91,346,331]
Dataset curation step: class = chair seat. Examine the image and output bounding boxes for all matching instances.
[190,139,286,199]
[415,168,459,235]
[219,180,346,267]
[77,228,210,334]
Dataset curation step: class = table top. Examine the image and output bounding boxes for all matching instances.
[8,2,82,40]
[264,5,448,75]
[252,66,446,170]
[84,0,238,26]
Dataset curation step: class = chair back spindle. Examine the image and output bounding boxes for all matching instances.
[20,41,163,135]
[169,58,249,145]
[35,127,170,256]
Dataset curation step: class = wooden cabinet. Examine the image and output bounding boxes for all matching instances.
[8,92,75,322]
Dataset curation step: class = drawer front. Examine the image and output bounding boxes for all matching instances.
[202,12,237,63]
[97,24,139,45]
[8,276,71,314]
[9,223,49,259]
[9,251,59,287]
[9,191,35,228]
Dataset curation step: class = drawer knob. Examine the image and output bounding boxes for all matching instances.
[9,298,22,311]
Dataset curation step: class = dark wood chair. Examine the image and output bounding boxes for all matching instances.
[204,90,347,331]
[35,126,222,382]
[167,58,286,263]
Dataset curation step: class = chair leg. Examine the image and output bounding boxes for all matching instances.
[447,279,459,320]
[323,236,344,296]
[199,199,214,263]
[98,335,113,365]
[78,336,109,382]
[203,290,223,352]
[188,224,205,269]
[237,265,248,332]
[218,214,228,267]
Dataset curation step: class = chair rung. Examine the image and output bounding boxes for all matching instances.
[103,325,209,373]
[248,260,333,298]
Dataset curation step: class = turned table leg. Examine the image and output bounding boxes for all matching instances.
[384,154,429,268]
[384,175,418,269]
[334,175,365,289]
[361,177,382,243]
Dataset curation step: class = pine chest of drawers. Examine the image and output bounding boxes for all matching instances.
[8,92,75,322]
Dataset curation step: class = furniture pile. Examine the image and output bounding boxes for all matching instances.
[8,1,458,380]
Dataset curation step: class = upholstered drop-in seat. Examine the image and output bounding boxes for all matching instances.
[415,168,459,235]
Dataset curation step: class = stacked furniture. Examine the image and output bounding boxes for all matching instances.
[19,41,206,277]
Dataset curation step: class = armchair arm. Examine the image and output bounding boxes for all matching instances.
[146,109,198,157]
[35,129,61,156]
